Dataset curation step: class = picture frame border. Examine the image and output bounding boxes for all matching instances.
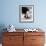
[19,5,34,23]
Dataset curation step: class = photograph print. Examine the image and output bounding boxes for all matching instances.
[19,5,34,23]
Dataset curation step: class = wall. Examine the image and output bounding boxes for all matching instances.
[0,0,46,43]
[0,0,46,29]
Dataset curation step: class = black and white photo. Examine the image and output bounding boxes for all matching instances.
[19,5,34,22]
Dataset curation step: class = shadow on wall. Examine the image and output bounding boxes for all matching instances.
[0,24,7,43]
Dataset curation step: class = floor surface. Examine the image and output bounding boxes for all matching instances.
[0,44,2,46]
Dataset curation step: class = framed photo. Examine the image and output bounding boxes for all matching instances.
[19,5,34,23]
